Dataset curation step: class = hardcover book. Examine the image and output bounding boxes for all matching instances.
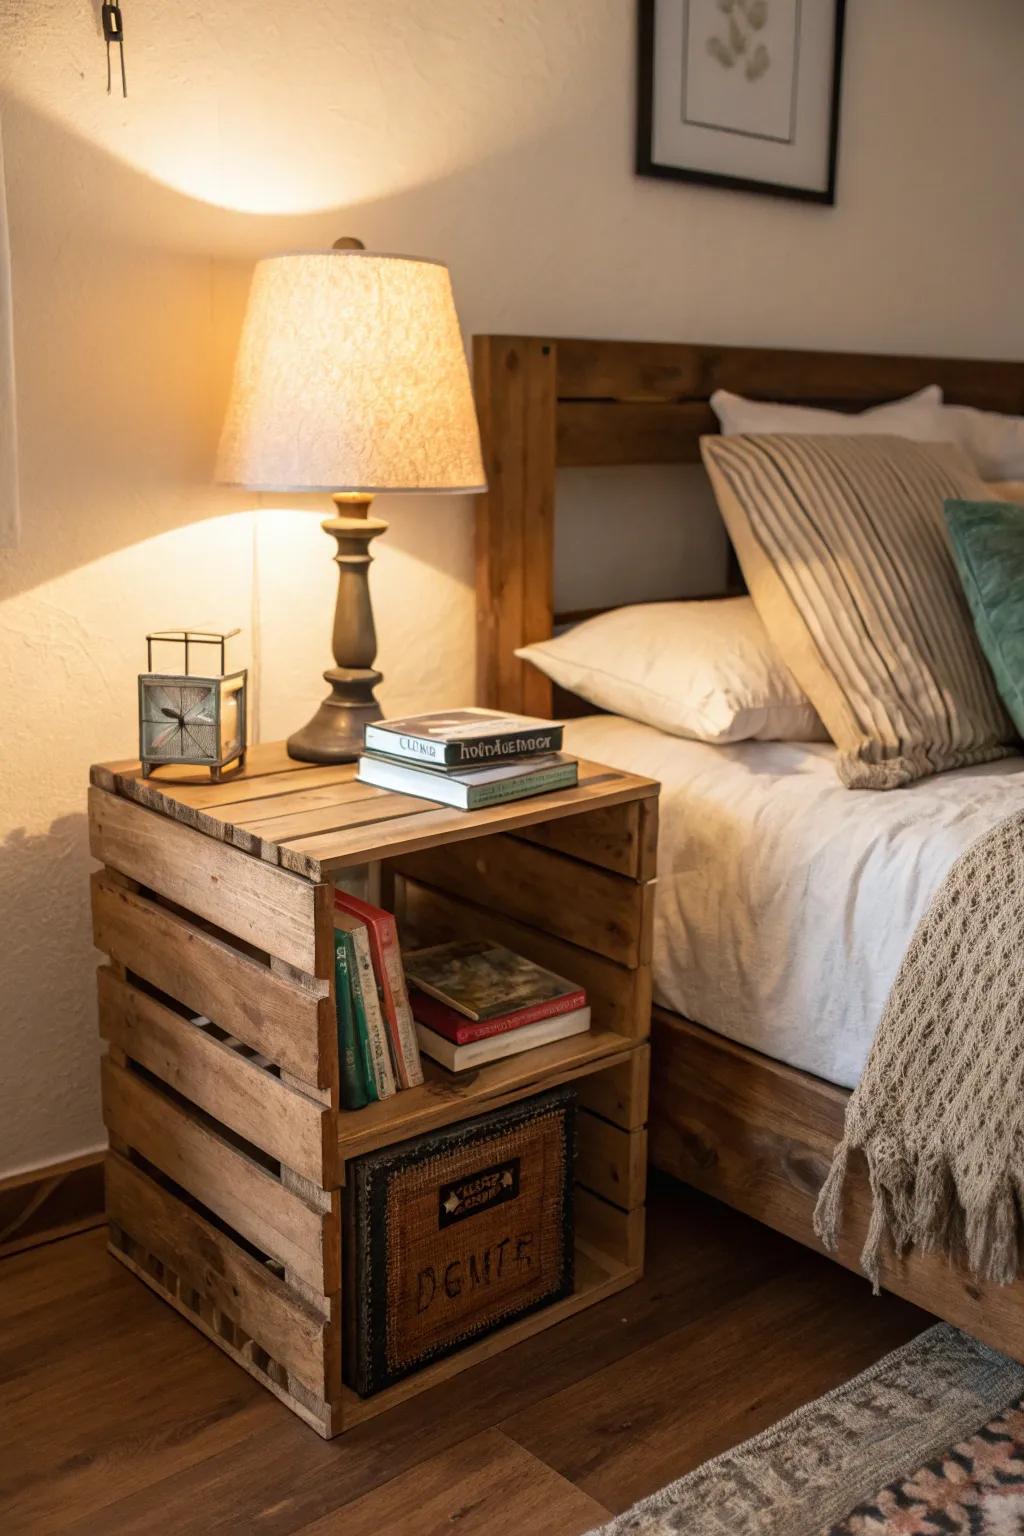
[334,890,423,1090]
[333,921,369,1110]
[344,1087,575,1397]
[357,752,578,810]
[416,1007,591,1072]
[410,985,588,1045]
[340,914,397,1101]
[403,940,583,1022]
[364,707,564,767]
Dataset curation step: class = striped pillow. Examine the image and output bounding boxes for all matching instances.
[701,434,1016,789]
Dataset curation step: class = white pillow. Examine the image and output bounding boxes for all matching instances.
[942,404,1024,481]
[710,384,946,439]
[710,383,1024,483]
[516,598,827,744]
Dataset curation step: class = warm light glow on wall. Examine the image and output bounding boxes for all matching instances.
[0,2,562,220]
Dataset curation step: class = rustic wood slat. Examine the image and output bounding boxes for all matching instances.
[552,335,1024,413]
[228,790,438,846]
[277,764,657,877]
[474,336,558,716]
[520,340,558,720]
[106,1233,340,1437]
[336,1029,634,1162]
[574,1187,646,1271]
[637,797,659,884]
[576,1110,647,1212]
[123,763,368,816]
[394,877,651,1040]
[514,800,643,879]
[206,777,382,824]
[576,1046,650,1131]
[91,873,329,1089]
[647,1007,1024,1358]
[393,833,649,966]
[98,968,334,1186]
[92,739,299,790]
[101,1059,337,1294]
[105,1153,335,1395]
[558,400,709,467]
[88,786,318,971]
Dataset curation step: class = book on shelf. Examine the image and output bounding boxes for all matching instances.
[404,939,584,1022]
[334,890,423,1090]
[409,985,588,1045]
[416,1006,592,1072]
[364,707,564,767]
[335,910,396,1101]
[332,920,370,1110]
[358,751,578,810]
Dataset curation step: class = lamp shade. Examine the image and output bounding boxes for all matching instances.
[217,249,486,494]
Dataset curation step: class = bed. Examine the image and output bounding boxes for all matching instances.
[472,333,1024,1356]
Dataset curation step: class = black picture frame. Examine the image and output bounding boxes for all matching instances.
[636,0,846,205]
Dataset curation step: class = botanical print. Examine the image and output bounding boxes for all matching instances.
[828,1399,1024,1536]
[683,0,799,145]
[707,0,771,82]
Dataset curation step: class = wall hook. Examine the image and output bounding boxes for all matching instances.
[102,3,127,98]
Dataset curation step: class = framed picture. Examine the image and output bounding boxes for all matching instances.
[636,0,846,205]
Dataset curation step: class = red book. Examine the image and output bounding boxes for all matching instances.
[409,986,587,1046]
[334,891,423,1089]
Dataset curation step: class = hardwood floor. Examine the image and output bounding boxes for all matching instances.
[0,1174,929,1535]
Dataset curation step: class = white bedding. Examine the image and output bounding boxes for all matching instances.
[564,715,1024,1089]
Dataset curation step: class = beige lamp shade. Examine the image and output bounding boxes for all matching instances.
[217,249,486,493]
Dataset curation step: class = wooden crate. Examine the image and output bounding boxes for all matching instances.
[89,742,657,1436]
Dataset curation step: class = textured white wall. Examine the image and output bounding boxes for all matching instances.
[0,0,1022,1177]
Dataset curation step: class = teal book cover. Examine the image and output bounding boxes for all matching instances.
[334,927,369,1110]
[338,927,379,1104]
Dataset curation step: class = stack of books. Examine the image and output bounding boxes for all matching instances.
[357,708,578,810]
[333,891,424,1110]
[403,939,591,1072]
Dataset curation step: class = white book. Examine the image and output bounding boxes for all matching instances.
[358,752,578,810]
[416,1006,591,1072]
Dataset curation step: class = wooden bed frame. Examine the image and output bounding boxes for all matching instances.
[473,332,1024,1356]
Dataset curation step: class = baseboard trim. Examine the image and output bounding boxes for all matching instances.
[0,1150,106,1260]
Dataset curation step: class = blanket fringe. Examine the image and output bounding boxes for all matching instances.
[814,1142,1024,1293]
[812,1140,849,1254]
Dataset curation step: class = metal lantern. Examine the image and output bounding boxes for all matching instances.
[138,630,247,780]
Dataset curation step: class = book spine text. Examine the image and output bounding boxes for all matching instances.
[334,930,368,1111]
[352,925,397,1099]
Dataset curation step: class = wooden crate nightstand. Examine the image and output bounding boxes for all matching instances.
[88,742,658,1437]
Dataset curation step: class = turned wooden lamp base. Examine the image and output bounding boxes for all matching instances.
[285,666,383,764]
[287,492,389,764]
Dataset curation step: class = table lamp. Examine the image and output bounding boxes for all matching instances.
[217,238,486,763]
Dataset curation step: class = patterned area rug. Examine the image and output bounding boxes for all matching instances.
[587,1325,1024,1536]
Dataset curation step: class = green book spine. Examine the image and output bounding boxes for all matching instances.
[465,763,578,809]
[340,929,379,1103]
[335,927,368,1111]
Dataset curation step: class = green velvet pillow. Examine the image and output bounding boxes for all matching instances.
[944,498,1024,739]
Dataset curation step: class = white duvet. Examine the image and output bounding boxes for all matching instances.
[565,714,1024,1089]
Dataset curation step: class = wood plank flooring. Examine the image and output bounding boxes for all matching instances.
[0,1175,929,1535]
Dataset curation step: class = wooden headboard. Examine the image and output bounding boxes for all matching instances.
[473,334,1024,716]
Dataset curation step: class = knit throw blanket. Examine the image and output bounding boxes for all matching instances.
[814,810,1024,1289]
